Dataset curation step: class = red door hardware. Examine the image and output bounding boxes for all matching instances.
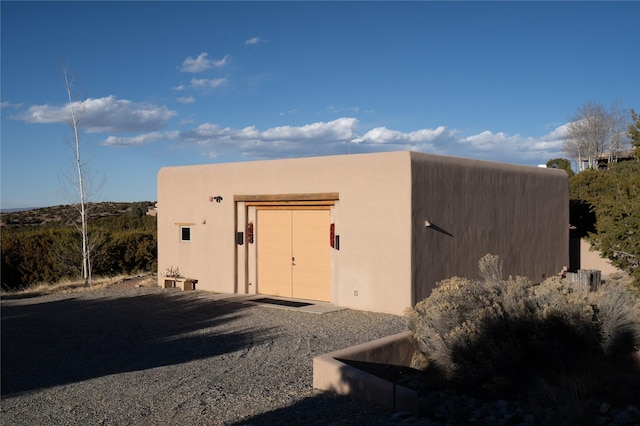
[247,222,254,244]
[330,223,335,248]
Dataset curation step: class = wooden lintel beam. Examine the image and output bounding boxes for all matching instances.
[234,192,339,202]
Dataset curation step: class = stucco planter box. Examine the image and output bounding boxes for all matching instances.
[312,331,419,415]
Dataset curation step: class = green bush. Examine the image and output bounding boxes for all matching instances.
[1,227,80,289]
[570,161,640,289]
[1,214,157,290]
[405,254,640,408]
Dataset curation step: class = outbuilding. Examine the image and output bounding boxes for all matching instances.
[157,151,568,314]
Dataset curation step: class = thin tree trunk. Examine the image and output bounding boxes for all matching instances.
[63,68,91,287]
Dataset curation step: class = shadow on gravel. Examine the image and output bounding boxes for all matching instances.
[1,291,276,396]
[230,392,391,426]
[1,292,49,300]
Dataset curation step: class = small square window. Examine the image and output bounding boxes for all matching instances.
[181,226,191,242]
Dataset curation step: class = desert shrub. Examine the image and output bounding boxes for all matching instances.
[1,227,80,290]
[90,229,157,276]
[594,284,640,356]
[405,254,640,407]
[1,216,157,289]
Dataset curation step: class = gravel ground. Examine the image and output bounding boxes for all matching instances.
[1,286,407,425]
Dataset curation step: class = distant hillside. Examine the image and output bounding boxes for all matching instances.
[0,201,156,229]
[1,207,42,213]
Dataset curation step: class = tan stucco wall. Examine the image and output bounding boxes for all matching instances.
[158,151,413,314]
[158,151,569,314]
[578,239,624,275]
[409,152,569,303]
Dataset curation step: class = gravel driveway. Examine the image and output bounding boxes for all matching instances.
[1,286,406,425]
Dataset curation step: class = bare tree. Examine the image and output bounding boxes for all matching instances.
[563,101,631,171]
[564,102,608,171]
[60,64,92,287]
[607,100,631,163]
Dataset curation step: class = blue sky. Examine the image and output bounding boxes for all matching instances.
[2,1,639,209]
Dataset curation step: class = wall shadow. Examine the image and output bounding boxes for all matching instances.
[569,199,596,238]
[1,291,276,396]
[425,221,454,238]
[230,392,391,425]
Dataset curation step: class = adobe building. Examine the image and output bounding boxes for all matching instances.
[157,151,569,315]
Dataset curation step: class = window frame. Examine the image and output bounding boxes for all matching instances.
[180,226,191,242]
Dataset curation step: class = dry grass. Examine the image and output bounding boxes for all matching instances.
[605,271,640,295]
[0,273,158,298]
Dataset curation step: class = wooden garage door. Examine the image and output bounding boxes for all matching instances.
[257,209,330,301]
[256,210,292,298]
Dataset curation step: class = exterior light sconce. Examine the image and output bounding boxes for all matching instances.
[423,219,454,237]
[209,195,223,203]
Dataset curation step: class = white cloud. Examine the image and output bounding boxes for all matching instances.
[541,122,569,141]
[103,132,162,146]
[103,118,358,156]
[245,36,265,45]
[461,130,514,151]
[344,122,567,164]
[177,96,195,104]
[102,130,180,146]
[353,126,450,145]
[14,96,176,133]
[528,124,567,156]
[1,101,22,109]
[261,118,357,141]
[184,123,237,140]
[190,78,228,89]
[456,125,568,163]
[183,118,358,158]
[91,114,568,166]
[180,53,228,73]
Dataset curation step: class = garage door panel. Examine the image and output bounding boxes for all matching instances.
[257,210,292,297]
[292,210,330,301]
[292,271,330,301]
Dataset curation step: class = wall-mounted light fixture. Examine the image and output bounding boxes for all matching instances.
[423,219,454,237]
[209,195,223,203]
